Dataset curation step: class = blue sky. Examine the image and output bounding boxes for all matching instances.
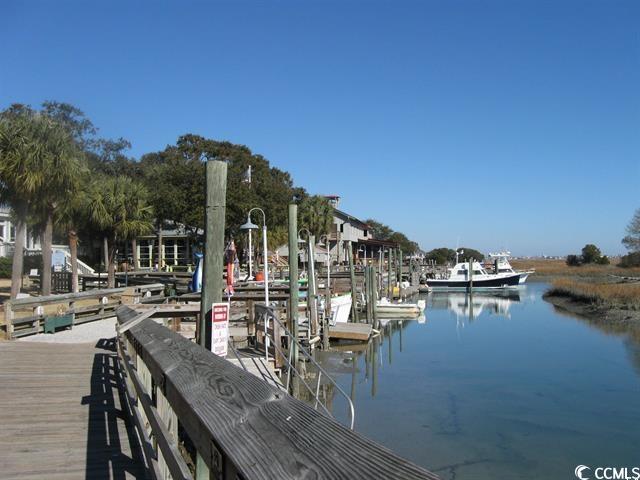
[1,0,638,256]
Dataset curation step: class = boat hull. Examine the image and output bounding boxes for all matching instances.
[428,273,521,290]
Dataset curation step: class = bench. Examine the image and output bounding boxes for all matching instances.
[44,314,73,334]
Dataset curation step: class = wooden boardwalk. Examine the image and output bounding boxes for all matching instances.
[0,340,147,479]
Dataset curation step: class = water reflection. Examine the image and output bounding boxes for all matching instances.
[308,283,640,480]
[429,290,523,321]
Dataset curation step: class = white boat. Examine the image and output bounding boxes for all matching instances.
[428,261,521,290]
[329,293,352,325]
[487,251,533,284]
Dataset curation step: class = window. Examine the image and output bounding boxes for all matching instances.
[473,270,482,275]
[456,270,466,275]
[340,223,344,233]
[363,229,368,237]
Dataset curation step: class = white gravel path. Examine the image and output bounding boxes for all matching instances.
[18,317,118,343]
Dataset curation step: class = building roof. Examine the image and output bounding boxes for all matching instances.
[334,209,369,229]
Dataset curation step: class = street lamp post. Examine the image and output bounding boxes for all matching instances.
[358,245,367,266]
[241,208,269,362]
[247,228,253,280]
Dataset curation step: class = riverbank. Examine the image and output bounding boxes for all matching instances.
[543,278,640,333]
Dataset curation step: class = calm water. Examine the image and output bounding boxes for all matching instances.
[320,283,640,479]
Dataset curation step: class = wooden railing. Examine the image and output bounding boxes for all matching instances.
[2,283,165,339]
[115,305,439,480]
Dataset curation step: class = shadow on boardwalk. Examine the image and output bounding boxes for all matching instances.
[0,338,147,479]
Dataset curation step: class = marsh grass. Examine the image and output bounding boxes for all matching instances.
[512,259,640,278]
[549,277,640,310]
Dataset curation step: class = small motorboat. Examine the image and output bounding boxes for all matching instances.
[374,297,424,317]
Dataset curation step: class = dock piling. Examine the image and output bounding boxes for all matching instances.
[199,160,227,349]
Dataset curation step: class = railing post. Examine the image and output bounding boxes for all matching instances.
[157,388,178,480]
[4,301,14,340]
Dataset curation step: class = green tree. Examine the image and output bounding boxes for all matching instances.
[365,219,394,240]
[622,208,640,253]
[141,134,307,262]
[581,244,602,264]
[86,176,153,287]
[388,232,420,254]
[458,247,485,262]
[299,195,334,238]
[425,248,457,265]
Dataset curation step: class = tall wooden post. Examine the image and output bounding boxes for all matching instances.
[288,204,299,361]
[347,241,358,323]
[307,235,318,336]
[387,249,393,299]
[468,257,474,293]
[364,266,371,323]
[398,249,403,298]
[199,160,227,349]
[371,266,378,328]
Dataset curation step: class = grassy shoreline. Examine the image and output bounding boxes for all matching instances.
[514,259,640,325]
[511,259,640,280]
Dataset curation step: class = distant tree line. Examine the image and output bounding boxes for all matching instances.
[565,208,640,269]
[0,101,336,298]
[423,247,485,265]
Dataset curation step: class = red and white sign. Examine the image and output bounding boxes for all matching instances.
[211,303,230,357]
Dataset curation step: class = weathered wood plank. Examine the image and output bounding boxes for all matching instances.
[119,305,437,480]
[0,341,147,480]
[329,323,373,341]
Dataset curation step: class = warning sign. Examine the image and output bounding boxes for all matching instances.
[211,303,230,357]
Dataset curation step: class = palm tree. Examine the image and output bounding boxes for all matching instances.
[0,110,81,298]
[86,176,153,288]
[55,189,90,293]
[32,121,84,295]
[299,195,334,238]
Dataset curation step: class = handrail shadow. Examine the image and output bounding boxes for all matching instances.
[82,338,147,479]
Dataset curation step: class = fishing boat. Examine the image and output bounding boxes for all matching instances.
[487,251,533,284]
[428,261,521,290]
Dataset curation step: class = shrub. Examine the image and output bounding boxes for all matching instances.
[566,254,581,266]
[619,252,640,268]
[0,257,12,278]
[596,255,610,265]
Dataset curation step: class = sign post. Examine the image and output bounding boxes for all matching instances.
[211,303,230,357]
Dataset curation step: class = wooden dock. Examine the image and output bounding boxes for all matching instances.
[328,322,373,341]
[0,341,147,479]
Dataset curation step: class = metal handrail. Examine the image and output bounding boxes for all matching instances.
[256,305,355,429]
